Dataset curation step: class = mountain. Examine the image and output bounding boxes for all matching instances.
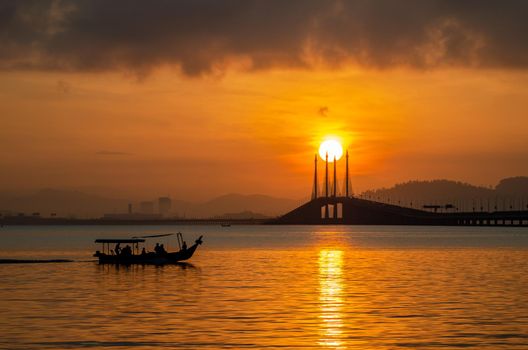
[362,180,493,203]
[0,190,301,219]
[2,177,526,219]
[495,177,528,196]
[360,177,528,210]
[0,188,128,218]
[171,194,300,218]
[195,193,299,218]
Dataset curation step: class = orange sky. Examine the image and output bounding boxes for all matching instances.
[1,1,528,201]
[1,67,528,200]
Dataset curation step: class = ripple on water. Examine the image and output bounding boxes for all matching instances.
[1,227,528,349]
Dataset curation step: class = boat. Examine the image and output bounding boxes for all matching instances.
[221,223,231,227]
[93,233,203,265]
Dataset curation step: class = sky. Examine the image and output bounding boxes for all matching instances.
[1,0,528,201]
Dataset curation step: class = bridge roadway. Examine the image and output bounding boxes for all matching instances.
[270,196,528,226]
[2,199,527,226]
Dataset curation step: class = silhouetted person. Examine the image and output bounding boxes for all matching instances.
[182,241,187,251]
[154,243,161,254]
[141,247,146,255]
[114,243,121,255]
[122,245,132,256]
[160,244,167,254]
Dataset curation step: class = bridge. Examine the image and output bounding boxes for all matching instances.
[270,196,528,226]
[270,152,528,226]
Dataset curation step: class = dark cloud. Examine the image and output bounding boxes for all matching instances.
[1,0,528,76]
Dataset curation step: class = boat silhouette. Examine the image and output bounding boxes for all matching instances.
[94,233,203,265]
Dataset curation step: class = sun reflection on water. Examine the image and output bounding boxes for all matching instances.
[318,249,345,349]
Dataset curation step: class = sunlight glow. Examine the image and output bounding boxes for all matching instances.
[318,250,345,349]
[319,139,343,162]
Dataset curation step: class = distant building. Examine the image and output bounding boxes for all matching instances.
[102,201,164,221]
[158,197,172,216]
[140,201,154,214]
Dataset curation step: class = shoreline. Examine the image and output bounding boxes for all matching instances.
[0,218,269,226]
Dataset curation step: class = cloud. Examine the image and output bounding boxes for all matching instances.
[1,0,528,76]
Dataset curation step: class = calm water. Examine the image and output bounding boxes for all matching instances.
[1,225,528,349]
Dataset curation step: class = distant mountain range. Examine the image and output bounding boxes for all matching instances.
[1,177,526,218]
[360,177,528,210]
[0,190,301,219]
[0,189,128,219]
[169,194,301,219]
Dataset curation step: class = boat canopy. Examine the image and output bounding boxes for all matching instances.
[95,238,145,244]
[132,233,174,239]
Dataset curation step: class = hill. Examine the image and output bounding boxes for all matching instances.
[361,177,528,210]
[0,189,128,218]
[1,177,526,218]
[0,190,300,219]
[495,177,528,196]
[191,194,299,218]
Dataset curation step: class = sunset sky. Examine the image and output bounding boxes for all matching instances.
[1,1,528,201]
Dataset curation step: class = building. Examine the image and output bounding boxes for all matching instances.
[158,197,172,216]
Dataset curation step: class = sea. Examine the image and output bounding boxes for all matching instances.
[1,225,528,349]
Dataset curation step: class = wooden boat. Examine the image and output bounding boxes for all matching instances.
[93,233,203,265]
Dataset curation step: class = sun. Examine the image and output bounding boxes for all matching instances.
[319,139,343,162]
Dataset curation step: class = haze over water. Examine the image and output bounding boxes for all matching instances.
[1,225,528,349]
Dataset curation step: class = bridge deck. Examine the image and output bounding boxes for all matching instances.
[270,197,528,226]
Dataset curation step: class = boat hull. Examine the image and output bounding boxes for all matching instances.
[94,242,200,265]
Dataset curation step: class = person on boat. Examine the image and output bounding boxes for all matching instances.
[114,243,121,255]
[159,244,167,254]
[141,247,147,255]
[154,243,161,254]
[122,245,132,256]
[182,241,187,251]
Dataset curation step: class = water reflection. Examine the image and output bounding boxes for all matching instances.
[318,250,345,349]
[2,228,528,349]
[96,262,199,273]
